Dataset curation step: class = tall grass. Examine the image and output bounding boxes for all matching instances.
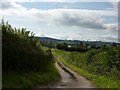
[1,20,60,88]
[3,63,60,88]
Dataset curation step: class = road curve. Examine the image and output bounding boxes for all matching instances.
[46,57,95,88]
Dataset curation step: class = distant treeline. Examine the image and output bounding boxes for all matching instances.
[56,43,88,52]
[56,42,119,52]
[40,37,119,52]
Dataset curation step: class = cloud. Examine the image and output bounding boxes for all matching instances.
[0,1,118,42]
[0,1,27,16]
[47,32,118,42]
[105,23,118,31]
[1,1,118,31]
[1,0,119,2]
[33,9,117,30]
[1,1,117,31]
[1,1,24,10]
[103,35,118,42]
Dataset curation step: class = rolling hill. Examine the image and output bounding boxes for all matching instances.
[39,37,119,48]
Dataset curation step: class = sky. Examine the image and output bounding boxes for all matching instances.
[0,0,119,42]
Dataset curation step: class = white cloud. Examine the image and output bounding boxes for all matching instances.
[0,1,118,42]
[47,32,118,42]
[1,1,24,9]
[105,23,118,31]
[0,1,28,16]
[32,9,117,31]
[1,0,119,2]
[0,1,117,31]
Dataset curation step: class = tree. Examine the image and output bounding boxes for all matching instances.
[56,43,68,50]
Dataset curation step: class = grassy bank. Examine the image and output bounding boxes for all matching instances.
[52,49,120,88]
[1,21,60,88]
[3,63,60,88]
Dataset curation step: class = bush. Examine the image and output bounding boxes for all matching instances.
[1,21,54,72]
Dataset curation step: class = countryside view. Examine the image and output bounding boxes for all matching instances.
[1,0,120,89]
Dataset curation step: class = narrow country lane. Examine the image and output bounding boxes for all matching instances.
[40,56,95,88]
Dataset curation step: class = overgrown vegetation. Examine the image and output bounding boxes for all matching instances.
[1,20,60,88]
[52,45,120,88]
